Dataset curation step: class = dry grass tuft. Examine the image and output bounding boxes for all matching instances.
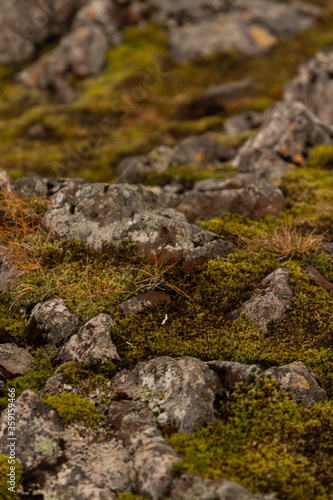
[239,223,324,261]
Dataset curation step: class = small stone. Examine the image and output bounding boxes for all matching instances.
[57,313,120,363]
[119,291,171,316]
[13,175,48,198]
[27,298,77,347]
[232,268,293,330]
[0,344,33,381]
[208,360,260,391]
[27,122,48,140]
[264,361,328,408]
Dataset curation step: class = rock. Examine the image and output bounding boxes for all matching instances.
[0,390,65,471]
[56,313,120,363]
[13,175,48,198]
[27,122,48,140]
[149,0,229,26]
[318,242,333,256]
[233,101,333,181]
[305,264,333,291]
[17,0,123,101]
[232,268,293,331]
[109,356,223,433]
[42,183,235,270]
[119,291,171,317]
[46,177,89,197]
[108,400,180,500]
[178,79,256,118]
[0,260,15,293]
[170,473,266,500]
[0,170,13,194]
[170,181,284,223]
[224,111,263,136]
[284,47,333,126]
[264,361,328,408]
[117,155,150,184]
[27,298,78,347]
[208,361,260,392]
[171,134,234,166]
[0,344,33,381]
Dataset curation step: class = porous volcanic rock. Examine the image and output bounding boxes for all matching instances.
[0,344,33,382]
[27,298,77,346]
[284,46,333,126]
[231,268,293,330]
[232,101,333,183]
[57,313,120,363]
[264,361,328,408]
[42,183,235,270]
[108,400,180,500]
[109,356,222,433]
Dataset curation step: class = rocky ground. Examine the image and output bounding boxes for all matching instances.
[1,0,333,499]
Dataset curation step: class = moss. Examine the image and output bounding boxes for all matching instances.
[117,493,149,500]
[308,144,333,169]
[55,360,117,393]
[169,378,333,500]
[0,347,57,409]
[42,392,101,427]
[140,163,238,186]
[0,454,23,500]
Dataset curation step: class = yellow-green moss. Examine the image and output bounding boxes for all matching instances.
[117,494,149,500]
[169,378,333,500]
[55,360,117,393]
[0,454,23,500]
[308,144,333,169]
[42,392,101,427]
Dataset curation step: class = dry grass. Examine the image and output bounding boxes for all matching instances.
[239,223,324,261]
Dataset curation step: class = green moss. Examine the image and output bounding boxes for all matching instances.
[140,163,238,186]
[55,360,117,393]
[0,454,23,500]
[169,378,333,500]
[117,493,149,500]
[43,392,101,427]
[0,347,57,409]
[308,144,333,169]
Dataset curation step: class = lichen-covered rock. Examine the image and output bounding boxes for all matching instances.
[0,390,65,471]
[57,313,120,363]
[42,183,235,270]
[224,110,263,136]
[171,181,284,223]
[284,47,333,126]
[171,134,234,166]
[231,268,293,330]
[264,361,328,408]
[108,400,180,500]
[27,297,77,346]
[13,175,48,198]
[208,361,261,392]
[46,177,89,197]
[109,356,222,433]
[119,291,171,317]
[0,344,33,381]
[233,101,333,180]
[169,473,267,500]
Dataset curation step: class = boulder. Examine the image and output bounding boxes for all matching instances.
[27,298,77,346]
[284,47,333,126]
[108,400,180,500]
[264,361,328,408]
[0,344,33,382]
[208,360,260,392]
[170,181,284,223]
[224,110,263,136]
[119,291,171,317]
[109,356,223,433]
[233,101,333,181]
[13,175,48,198]
[42,183,235,270]
[231,268,293,330]
[56,313,120,363]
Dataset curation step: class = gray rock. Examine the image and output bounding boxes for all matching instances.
[27,297,77,346]
[0,389,65,471]
[232,268,293,330]
[57,313,120,363]
[42,183,235,270]
[284,47,333,126]
[264,361,328,408]
[109,356,222,433]
[171,181,284,223]
[208,361,260,392]
[13,175,48,198]
[119,291,171,317]
[233,101,333,180]
[0,344,33,381]
[0,259,16,293]
[150,0,229,26]
[171,134,234,166]
[46,177,89,197]
[117,155,150,184]
[170,473,267,500]
[319,242,333,256]
[108,400,180,500]
[224,111,263,136]
[0,170,13,194]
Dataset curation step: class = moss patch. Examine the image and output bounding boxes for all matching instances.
[0,454,23,500]
[169,377,333,500]
[43,392,101,427]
